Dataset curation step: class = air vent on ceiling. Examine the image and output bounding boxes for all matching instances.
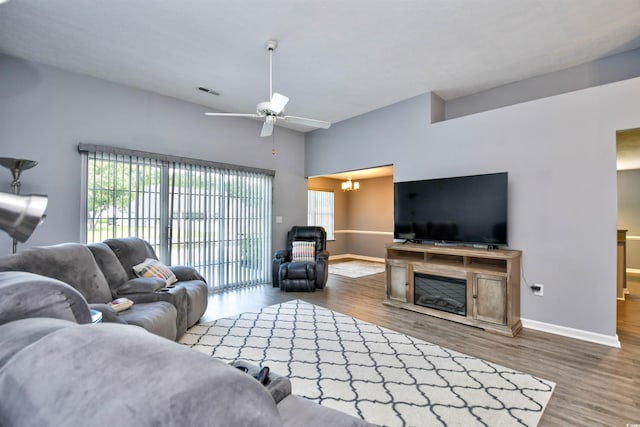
[198,86,220,96]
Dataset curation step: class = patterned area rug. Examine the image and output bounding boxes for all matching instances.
[329,260,385,278]
[180,300,555,426]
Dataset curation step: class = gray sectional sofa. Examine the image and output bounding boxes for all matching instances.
[0,237,208,340]
[0,248,374,426]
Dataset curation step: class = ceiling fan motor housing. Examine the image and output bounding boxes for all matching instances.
[257,101,280,116]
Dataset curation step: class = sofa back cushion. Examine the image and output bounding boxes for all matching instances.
[104,237,159,280]
[0,243,113,304]
[87,242,129,292]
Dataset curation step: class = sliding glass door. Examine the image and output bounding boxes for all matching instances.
[80,145,273,292]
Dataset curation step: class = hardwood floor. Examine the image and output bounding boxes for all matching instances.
[203,267,640,426]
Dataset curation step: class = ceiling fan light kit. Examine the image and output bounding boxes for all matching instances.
[205,40,331,137]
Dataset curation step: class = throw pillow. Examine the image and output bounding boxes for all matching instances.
[291,241,315,263]
[110,297,134,313]
[132,258,178,286]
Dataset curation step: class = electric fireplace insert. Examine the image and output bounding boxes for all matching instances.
[414,272,467,316]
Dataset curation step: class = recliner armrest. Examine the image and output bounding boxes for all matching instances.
[317,250,330,262]
[272,250,291,287]
[115,277,167,295]
[169,265,206,283]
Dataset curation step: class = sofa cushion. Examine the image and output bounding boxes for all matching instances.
[104,237,159,280]
[87,242,130,294]
[0,317,76,368]
[0,243,113,304]
[0,321,283,427]
[133,258,178,286]
[116,301,178,340]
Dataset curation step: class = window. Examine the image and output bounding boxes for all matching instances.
[80,144,273,292]
[307,189,334,240]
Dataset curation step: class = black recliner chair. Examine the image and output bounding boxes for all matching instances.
[272,226,329,292]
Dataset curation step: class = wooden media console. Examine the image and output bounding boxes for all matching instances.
[384,242,522,336]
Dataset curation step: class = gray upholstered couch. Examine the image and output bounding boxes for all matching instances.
[0,271,374,427]
[0,237,208,340]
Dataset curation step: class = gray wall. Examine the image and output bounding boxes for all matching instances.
[306,76,640,339]
[617,169,640,269]
[446,48,640,120]
[0,54,307,256]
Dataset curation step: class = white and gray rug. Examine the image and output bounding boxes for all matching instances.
[329,261,386,278]
[180,300,555,426]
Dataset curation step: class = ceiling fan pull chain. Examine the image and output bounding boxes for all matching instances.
[272,130,276,155]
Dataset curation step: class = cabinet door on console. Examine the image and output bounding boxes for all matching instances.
[472,274,507,325]
[386,260,408,302]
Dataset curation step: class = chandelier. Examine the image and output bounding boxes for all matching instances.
[341,176,359,192]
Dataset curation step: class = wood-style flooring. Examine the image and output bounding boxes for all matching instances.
[202,264,640,426]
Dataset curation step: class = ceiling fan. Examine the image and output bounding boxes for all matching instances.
[205,40,331,137]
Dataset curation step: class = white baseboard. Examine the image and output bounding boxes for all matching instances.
[326,258,621,348]
[330,254,385,263]
[521,318,621,348]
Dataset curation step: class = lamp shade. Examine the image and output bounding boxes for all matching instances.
[0,192,48,242]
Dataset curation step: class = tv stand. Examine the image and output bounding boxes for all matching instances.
[384,242,521,336]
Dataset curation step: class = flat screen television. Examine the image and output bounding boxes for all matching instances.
[394,172,508,246]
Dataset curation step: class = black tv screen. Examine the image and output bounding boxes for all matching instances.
[394,172,508,246]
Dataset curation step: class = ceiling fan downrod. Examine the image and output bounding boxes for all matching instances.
[265,40,278,100]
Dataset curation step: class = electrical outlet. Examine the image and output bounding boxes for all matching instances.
[533,283,544,296]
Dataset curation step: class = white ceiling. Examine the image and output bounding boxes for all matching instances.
[1,1,640,134]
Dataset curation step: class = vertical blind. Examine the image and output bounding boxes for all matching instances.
[80,144,273,292]
[308,189,334,239]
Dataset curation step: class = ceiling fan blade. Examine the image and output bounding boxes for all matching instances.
[269,93,289,114]
[282,115,331,129]
[260,120,274,137]
[204,112,261,118]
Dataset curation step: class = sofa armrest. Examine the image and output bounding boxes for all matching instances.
[231,360,292,404]
[115,277,167,295]
[169,265,206,283]
[0,271,92,325]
